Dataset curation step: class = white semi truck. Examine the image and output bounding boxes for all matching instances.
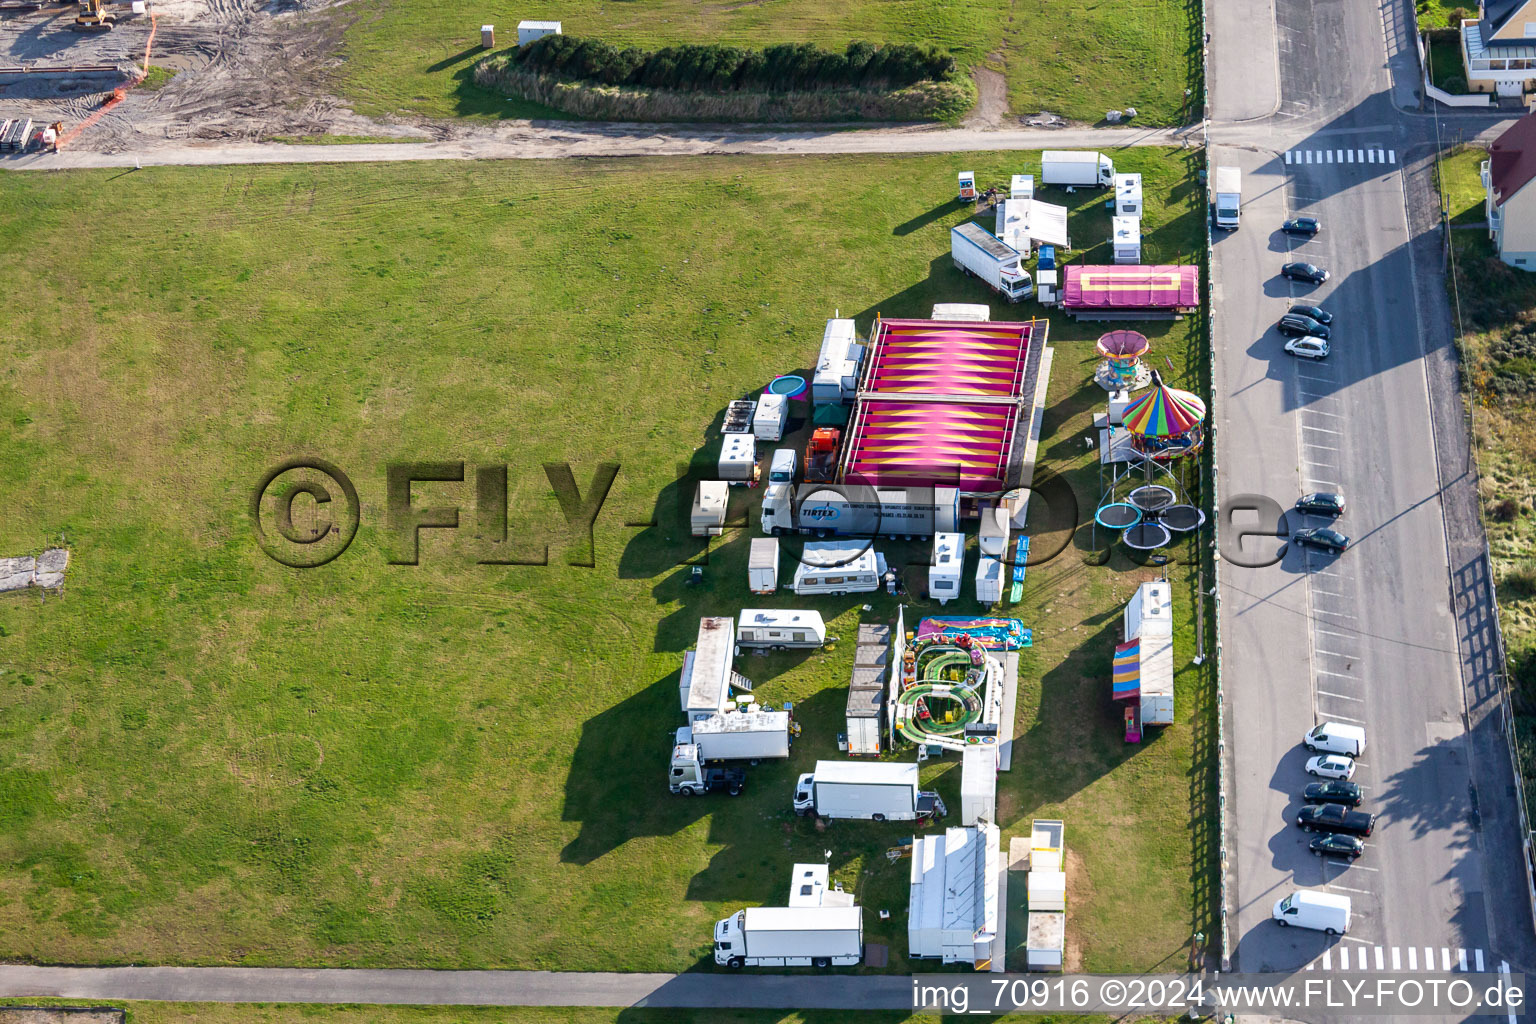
[760,484,961,539]
[1213,166,1241,230]
[792,760,945,821]
[1041,150,1115,188]
[951,222,1032,303]
[714,863,863,969]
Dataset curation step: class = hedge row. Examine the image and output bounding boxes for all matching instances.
[509,35,957,93]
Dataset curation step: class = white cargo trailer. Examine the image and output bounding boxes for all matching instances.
[930,303,991,322]
[1115,174,1143,218]
[1213,165,1242,230]
[1111,216,1141,264]
[1041,150,1115,188]
[683,711,791,761]
[753,393,787,441]
[748,537,779,594]
[736,609,826,649]
[792,760,943,820]
[975,553,1005,605]
[960,744,998,825]
[1009,173,1034,200]
[691,481,728,537]
[791,541,886,596]
[844,683,883,756]
[813,319,863,405]
[929,532,963,605]
[951,222,1032,303]
[713,905,863,968]
[719,432,756,482]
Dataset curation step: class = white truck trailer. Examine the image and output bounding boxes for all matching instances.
[951,222,1032,303]
[761,484,961,538]
[748,537,779,594]
[793,760,944,821]
[713,904,862,969]
[1213,166,1242,230]
[1041,150,1115,188]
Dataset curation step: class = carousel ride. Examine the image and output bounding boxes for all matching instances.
[1093,329,1153,392]
[1094,371,1208,552]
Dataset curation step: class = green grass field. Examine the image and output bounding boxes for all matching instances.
[0,149,1210,973]
[334,0,1199,125]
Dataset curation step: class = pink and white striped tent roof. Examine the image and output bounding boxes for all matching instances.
[840,318,1040,492]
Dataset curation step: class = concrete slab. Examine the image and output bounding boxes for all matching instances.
[0,556,35,592]
[34,548,68,589]
[997,651,1019,771]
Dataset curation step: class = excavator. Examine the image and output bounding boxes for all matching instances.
[71,0,115,32]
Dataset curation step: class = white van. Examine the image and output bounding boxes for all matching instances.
[1272,890,1351,934]
[791,541,886,596]
[769,449,797,484]
[1304,722,1366,757]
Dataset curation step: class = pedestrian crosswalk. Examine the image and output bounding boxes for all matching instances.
[1305,945,1488,972]
[1284,147,1397,166]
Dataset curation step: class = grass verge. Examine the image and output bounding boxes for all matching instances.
[1439,147,1536,821]
[332,0,1197,125]
[0,149,1209,972]
[1424,28,1469,94]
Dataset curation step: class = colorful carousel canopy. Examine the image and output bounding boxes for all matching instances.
[1122,375,1206,438]
[1095,329,1150,360]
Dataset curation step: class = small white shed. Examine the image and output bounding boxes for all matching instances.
[1115,173,1143,218]
[517,20,561,45]
[1112,216,1141,264]
[929,532,963,605]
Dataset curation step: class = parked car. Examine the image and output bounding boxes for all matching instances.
[1292,527,1349,552]
[1285,337,1330,360]
[1309,834,1365,859]
[1298,802,1376,836]
[1295,492,1346,516]
[1289,303,1333,325]
[1304,779,1363,805]
[1278,313,1331,339]
[1306,754,1356,780]
[1283,216,1322,236]
[1282,261,1329,284]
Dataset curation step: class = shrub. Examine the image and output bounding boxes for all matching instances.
[1490,497,1521,522]
[510,35,957,93]
[1503,563,1536,597]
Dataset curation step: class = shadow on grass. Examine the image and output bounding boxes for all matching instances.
[893,200,963,237]
[440,48,564,120]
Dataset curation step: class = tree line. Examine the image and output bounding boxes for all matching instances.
[509,36,958,92]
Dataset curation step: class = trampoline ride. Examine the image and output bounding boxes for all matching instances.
[895,629,999,750]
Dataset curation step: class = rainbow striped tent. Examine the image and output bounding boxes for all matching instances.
[1122,378,1206,438]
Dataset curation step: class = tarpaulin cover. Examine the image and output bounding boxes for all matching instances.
[1112,638,1141,700]
[1062,265,1199,310]
[917,617,1032,650]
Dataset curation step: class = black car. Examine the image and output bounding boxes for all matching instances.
[1282,261,1329,284]
[1283,216,1322,236]
[1303,780,1363,806]
[1277,313,1330,340]
[1298,802,1376,836]
[1310,834,1365,859]
[1295,492,1346,517]
[1289,303,1333,325]
[1292,527,1350,552]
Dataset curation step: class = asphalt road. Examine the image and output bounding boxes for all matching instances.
[1210,0,1535,991]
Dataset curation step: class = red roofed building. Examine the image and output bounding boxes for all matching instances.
[1482,111,1536,268]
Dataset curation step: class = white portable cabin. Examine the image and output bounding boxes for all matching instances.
[516,19,561,45]
[960,744,998,825]
[1115,174,1143,218]
[975,554,1005,605]
[1026,911,1065,971]
[1111,216,1141,265]
[718,432,756,482]
[1107,388,1132,426]
[1027,869,1066,911]
[792,541,886,596]
[691,481,728,537]
[813,319,863,405]
[929,532,963,605]
[908,822,1001,967]
[1125,581,1173,640]
[930,303,991,322]
[996,198,1032,260]
[787,863,855,908]
[680,616,736,722]
[748,537,780,594]
[736,609,826,649]
[753,393,787,442]
[1010,173,1034,200]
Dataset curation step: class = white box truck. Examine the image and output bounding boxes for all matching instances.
[951,222,1032,303]
[1213,166,1241,230]
[753,393,786,441]
[792,760,945,820]
[713,905,863,968]
[761,484,961,539]
[1041,150,1115,188]
[736,609,827,649]
[748,537,779,594]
